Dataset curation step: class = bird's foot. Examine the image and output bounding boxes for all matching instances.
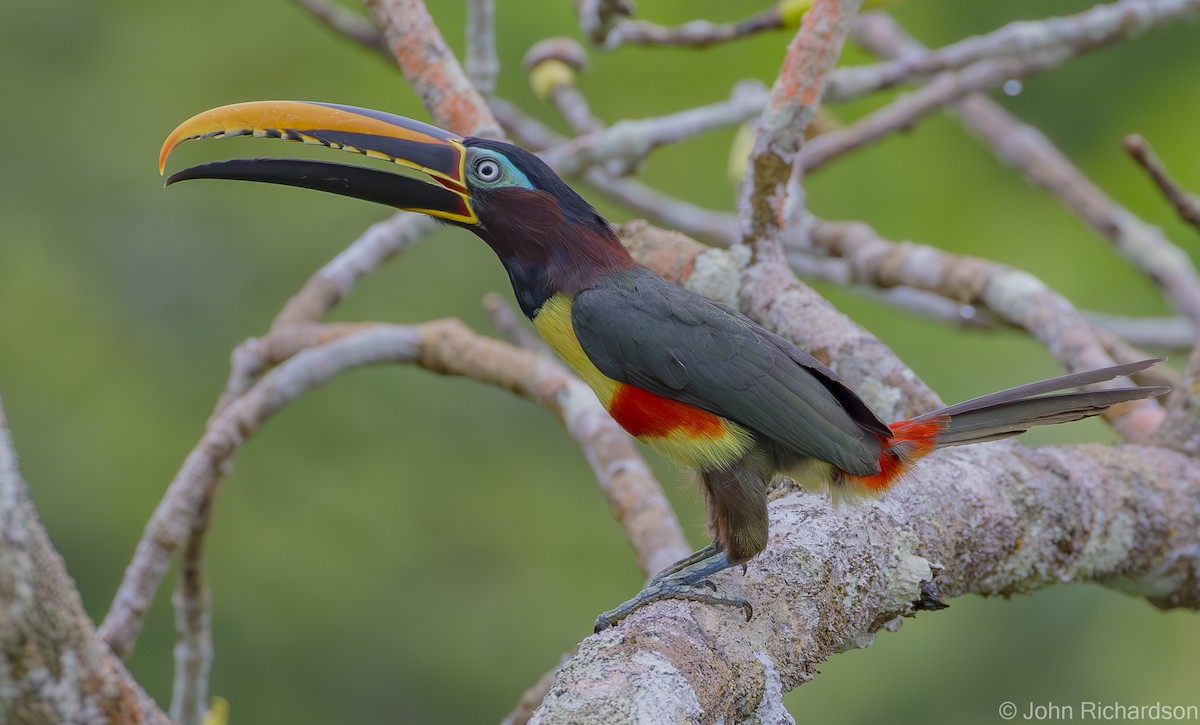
[594,548,752,632]
[645,542,719,588]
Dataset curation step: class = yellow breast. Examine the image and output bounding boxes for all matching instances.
[532,293,753,469]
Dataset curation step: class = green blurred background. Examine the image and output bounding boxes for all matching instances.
[2,1,1198,722]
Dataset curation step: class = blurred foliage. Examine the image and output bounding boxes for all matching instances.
[1,1,1198,723]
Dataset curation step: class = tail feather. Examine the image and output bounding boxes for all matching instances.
[838,359,1169,496]
[932,386,1165,447]
[911,357,1165,422]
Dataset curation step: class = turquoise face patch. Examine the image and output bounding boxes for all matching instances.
[465,147,534,190]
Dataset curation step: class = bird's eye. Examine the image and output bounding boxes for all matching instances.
[474,157,502,182]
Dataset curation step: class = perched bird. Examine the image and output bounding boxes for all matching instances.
[160,101,1168,630]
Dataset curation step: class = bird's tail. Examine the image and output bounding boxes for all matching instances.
[838,358,1169,497]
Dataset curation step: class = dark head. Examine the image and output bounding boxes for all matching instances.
[160,101,634,316]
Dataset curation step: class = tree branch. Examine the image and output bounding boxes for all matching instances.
[825,0,1200,103]
[799,56,1030,174]
[532,441,1200,722]
[465,0,499,96]
[294,0,389,57]
[805,219,1166,440]
[0,396,175,725]
[730,0,949,423]
[169,494,213,725]
[739,0,863,243]
[541,82,768,178]
[364,0,501,137]
[101,320,690,657]
[1124,133,1200,234]
[595,5,789,50]
[851,12,1200,325]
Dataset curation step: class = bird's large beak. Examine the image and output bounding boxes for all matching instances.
[159,101,477,224]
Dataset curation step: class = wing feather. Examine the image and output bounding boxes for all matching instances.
[573,269,884,476]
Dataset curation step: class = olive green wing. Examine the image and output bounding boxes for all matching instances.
[572,268,886,476]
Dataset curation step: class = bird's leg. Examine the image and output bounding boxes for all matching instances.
[594,546,752,632]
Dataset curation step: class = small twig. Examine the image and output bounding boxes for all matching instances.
[523,38,603,135]
[492,97,564,148]
[541,81,768,177]
[1124,133,1200,234]
[294,0,390,57]
[574,0,634,46]
[585,172,739,246]
[852,11,1200,327]
[1087,312,1196,351]
[599,6,787,50]
[465,0,499,96]
[825,0,1200,104]
[799,55,1028,174]
[961,98,1200,323]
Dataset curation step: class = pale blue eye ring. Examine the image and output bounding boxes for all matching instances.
[475,157,501,182]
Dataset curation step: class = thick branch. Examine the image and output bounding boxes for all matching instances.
[0,397,174,725]
[533,442,1200,722]
[739,0,863,243]
[730,0,943,427]
[364,0,501,137]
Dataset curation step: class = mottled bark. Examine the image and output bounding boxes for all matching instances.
[532,443,1200,722]
[0,399,173,725]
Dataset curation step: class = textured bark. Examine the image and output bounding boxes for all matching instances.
[365,0,502,138]
[0,400,173,725]
[531,442,1200,723]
